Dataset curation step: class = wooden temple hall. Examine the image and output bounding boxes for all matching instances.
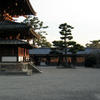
[0,0,40,74]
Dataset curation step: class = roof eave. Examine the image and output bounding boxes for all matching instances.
[26,0,36,16]
[30,28,40,39]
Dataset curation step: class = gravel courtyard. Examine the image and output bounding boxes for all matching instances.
[0,67,100,100]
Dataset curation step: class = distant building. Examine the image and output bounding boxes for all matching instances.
[29,48,100,66]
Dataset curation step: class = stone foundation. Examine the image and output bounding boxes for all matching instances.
[0,63,33,75]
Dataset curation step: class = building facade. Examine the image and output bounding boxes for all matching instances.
[29,48,100,66]
[0,0,40,74]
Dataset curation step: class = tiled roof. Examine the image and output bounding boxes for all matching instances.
[77,48,100,54]
[0,20,39,39]
[0,39,33,49]
[0,20,30,30]
[29,48,51,55]
[0,0,36,16]
[29,48,100,55]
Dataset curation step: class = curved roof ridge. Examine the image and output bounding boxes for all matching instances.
[26,0,36,15]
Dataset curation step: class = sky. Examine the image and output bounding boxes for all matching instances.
[29,0,100,46]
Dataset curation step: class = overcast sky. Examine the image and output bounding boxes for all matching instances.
[30,0,100,46]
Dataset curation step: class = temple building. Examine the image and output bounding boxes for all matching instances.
[0,0,40,74]
[0,0,36,20]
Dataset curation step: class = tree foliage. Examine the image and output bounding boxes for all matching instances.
[23,16,48,34]
[59,23,74,56]
[52,23,74,67]
[59,23,74,66]
[68,41,84,66]
[68,41,85,54]
[23,16,51,47]
[52,40,65,49]
[86,40,100,48]
[52,23,85,66]
[52,23,74,55]
[85,54,96,67]
[35,34,52,47]
[59,23,73,42]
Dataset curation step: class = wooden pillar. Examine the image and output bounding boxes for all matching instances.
[23,48,26,62]
[17,47,19,62]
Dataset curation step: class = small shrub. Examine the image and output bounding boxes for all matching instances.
[85,55,96,67]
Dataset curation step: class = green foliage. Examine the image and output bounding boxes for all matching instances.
[52,23,74,67]
[85,55,96,67]
[23,16,48,35]
[86,40,100,48]
[68,41,84,66]
[59,23,74,66]
[52,40,65,49]
[23,16,51,47]
[57,23,74,52]
[35,33,52,48]
[68,41,85,54]
[85,52,100,68]
[52,22,85,66]
[59,23,74,42]
[52,23,74,47]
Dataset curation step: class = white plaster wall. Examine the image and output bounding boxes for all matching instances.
[18,56,23,62]
[2,56,17,62]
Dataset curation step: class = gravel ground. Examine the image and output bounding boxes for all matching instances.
[0,67,100,100]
